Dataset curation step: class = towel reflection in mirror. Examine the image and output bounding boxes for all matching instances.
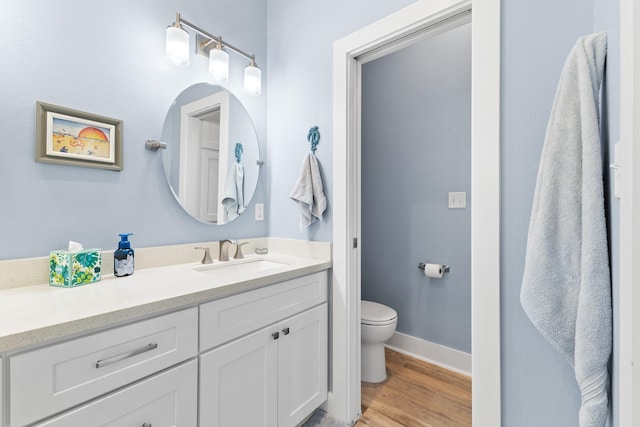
[222,143,245,222]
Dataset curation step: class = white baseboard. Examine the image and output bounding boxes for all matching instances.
[386,331,472,376]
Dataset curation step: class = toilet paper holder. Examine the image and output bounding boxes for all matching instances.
[418,263,450,273]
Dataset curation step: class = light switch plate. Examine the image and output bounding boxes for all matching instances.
[614,142,621,199]
[448,192,466,209]
[255,203,264,221]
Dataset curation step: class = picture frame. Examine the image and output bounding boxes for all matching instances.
[35,101,123,171]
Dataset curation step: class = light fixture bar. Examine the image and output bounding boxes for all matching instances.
[175,16,256,64]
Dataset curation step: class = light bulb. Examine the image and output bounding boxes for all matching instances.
[165,26,190,66]
[243,63,262,96]
[208,47,229,83]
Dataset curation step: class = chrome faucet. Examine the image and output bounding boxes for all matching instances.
[195,247,213,264]
[218,239,237,261]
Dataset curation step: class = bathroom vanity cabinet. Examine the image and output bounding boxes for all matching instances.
[199,272,328,427]
[0,268,329,427]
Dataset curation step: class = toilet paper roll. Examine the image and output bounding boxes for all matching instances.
[424,263,445,278]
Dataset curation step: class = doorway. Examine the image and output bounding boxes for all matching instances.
[360,19,472,365]
[330,0,501,425]
[358,22,472,424]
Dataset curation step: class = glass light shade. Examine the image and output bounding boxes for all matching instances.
[243,64,262,96]
[166,26,190,66]
[208,48,229,83]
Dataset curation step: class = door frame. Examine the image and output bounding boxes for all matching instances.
[618,0,639,424]
[331,0,501,424]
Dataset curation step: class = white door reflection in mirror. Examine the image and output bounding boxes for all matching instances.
[179,91,229,223]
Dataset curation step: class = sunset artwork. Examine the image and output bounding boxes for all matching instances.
[47,113,115,163]
[36,102,122,171]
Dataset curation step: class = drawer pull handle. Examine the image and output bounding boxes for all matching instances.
[283,327,290,335]
[272,332,280,340]
[143,424,152,427]
[95,343,158,369]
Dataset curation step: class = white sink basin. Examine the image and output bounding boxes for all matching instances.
[193,259,288,276]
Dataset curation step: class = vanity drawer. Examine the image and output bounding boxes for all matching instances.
[35,359,197,427]
[10,307,198,427]
[200,271,327,351]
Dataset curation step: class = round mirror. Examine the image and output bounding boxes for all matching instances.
[161,83,260,224]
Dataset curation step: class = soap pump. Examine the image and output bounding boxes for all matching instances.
[114,233,134,277]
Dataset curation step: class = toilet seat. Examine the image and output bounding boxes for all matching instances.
[361,300,397,326]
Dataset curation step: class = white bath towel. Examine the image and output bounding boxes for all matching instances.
[520,32,611,427]
[290,152,327,233]
[222,162,245,222]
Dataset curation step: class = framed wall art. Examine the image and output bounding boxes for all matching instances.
[35,101,123,171]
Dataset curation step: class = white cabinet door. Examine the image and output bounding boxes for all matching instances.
[35,360,197,427]
[278,304,328,427]
[200,303,328,427]
[200,324,279,427]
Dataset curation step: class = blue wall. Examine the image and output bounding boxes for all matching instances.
[0,0,268,259]
[266,0,414,241]
[501,0,619,425]
[360,24,472,353]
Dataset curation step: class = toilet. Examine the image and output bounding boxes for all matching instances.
[361,300,398,383]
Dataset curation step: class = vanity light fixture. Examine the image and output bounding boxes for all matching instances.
[208,40,229,83]
[165,17,190,67]
[165,13,261,96]
[243,57,262,96]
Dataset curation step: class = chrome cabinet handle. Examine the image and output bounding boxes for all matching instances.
[95,343,158,369]
[282,327,290,335]
[272,332,280,340]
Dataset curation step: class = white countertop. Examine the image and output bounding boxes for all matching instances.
[0,252,331,353]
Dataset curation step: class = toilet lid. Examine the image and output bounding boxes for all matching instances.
[361,300,397,325]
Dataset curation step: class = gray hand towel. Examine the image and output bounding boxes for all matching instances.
[290,152,327,233]
[520,32,611,427]
[222,162,245,222]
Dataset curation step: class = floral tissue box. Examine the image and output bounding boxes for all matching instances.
[49,249,102,287]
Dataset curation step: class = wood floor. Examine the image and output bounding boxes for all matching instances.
[355,349,472,427]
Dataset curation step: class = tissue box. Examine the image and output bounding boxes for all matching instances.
[49,249,102,287]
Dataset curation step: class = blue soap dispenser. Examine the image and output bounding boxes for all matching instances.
[114,233,134,277]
